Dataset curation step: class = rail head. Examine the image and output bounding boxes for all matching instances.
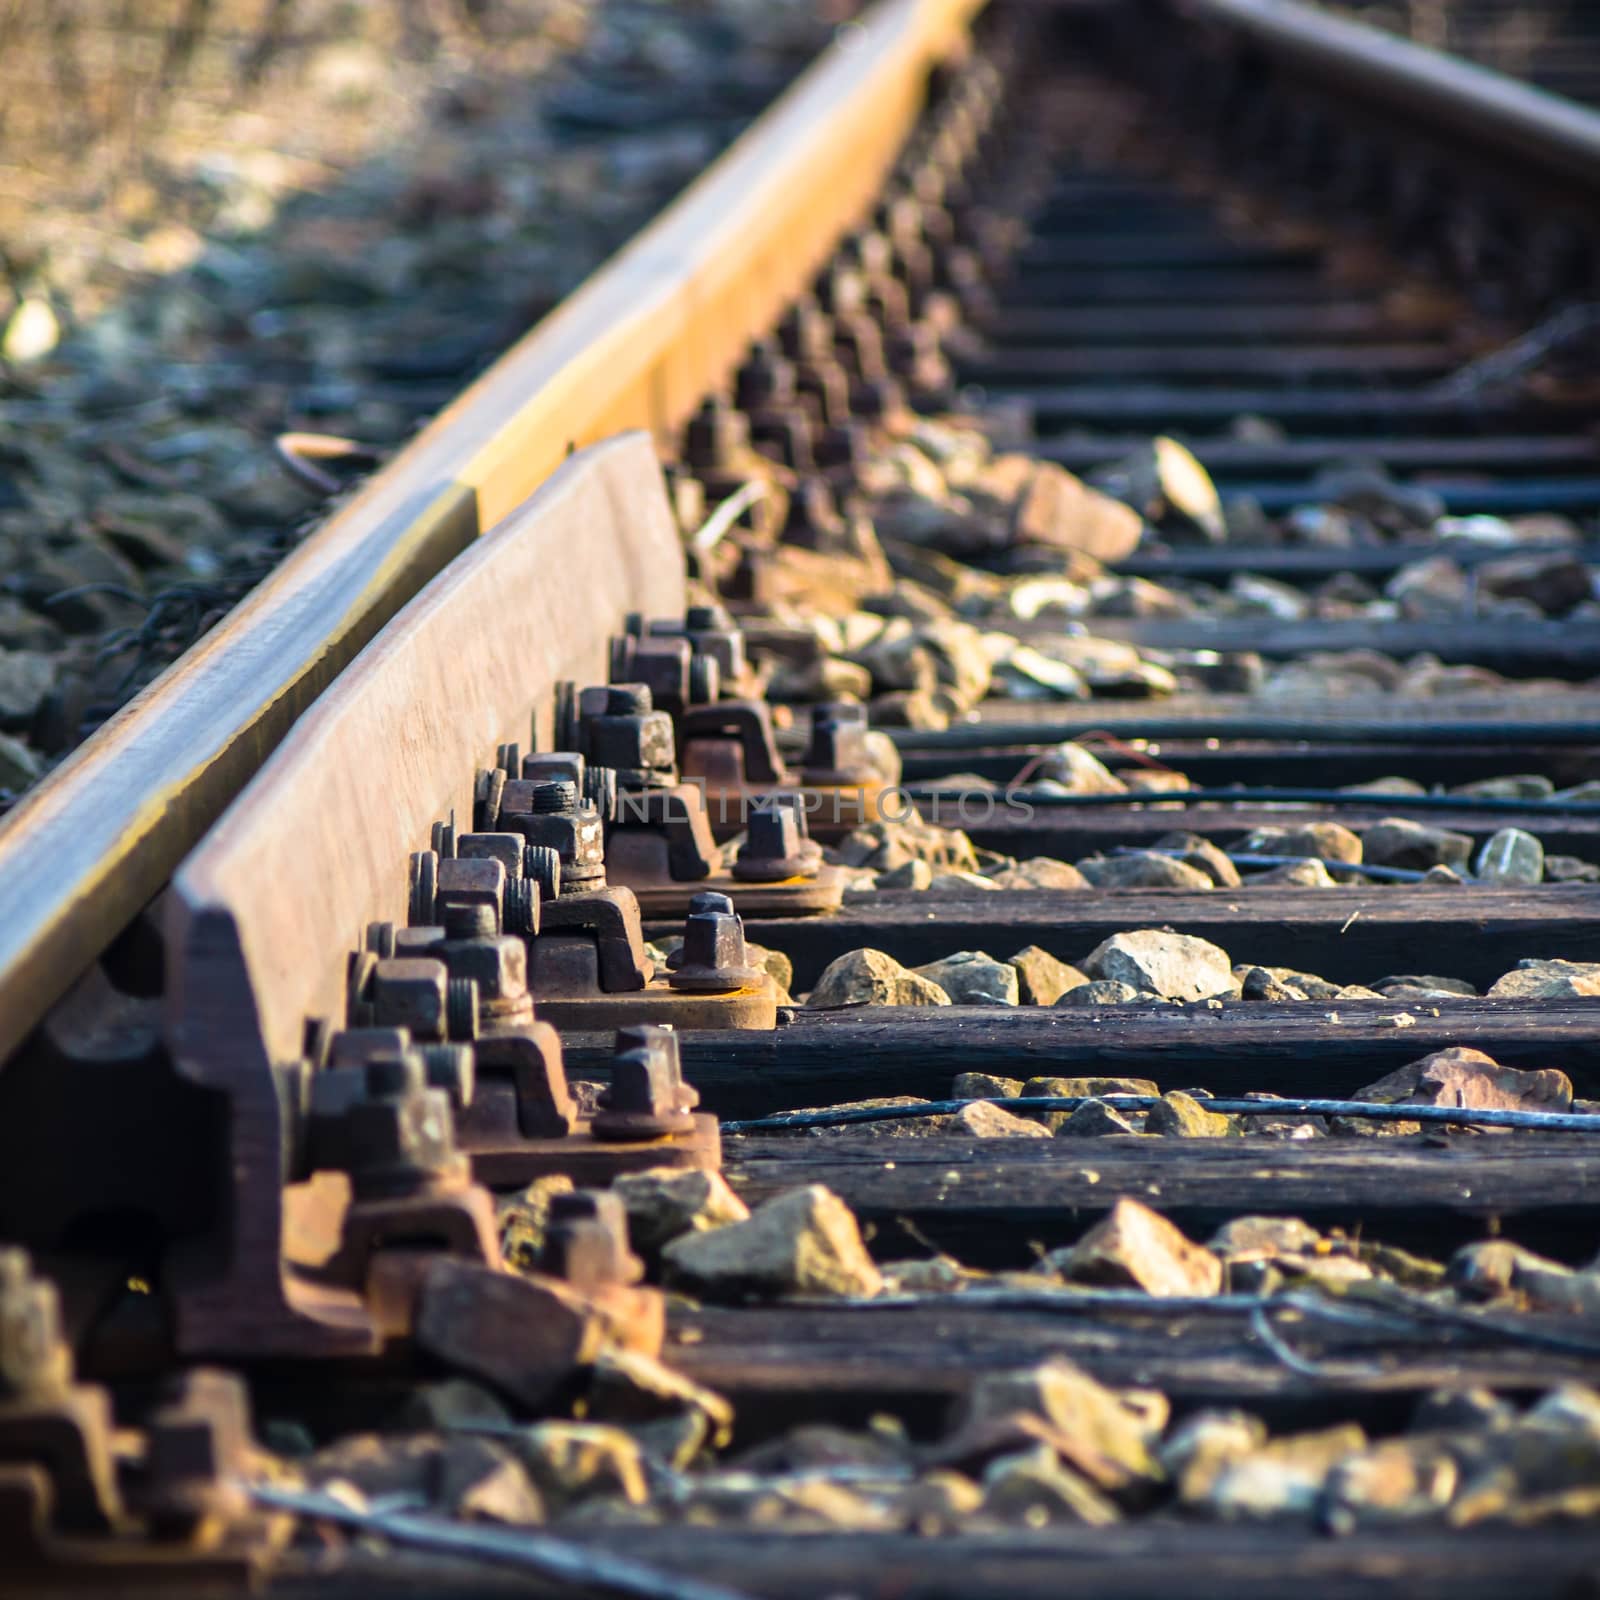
[1183,0,1600,194]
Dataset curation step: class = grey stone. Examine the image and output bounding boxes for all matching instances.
[1454,775,1555,801]
[1487,959,1600,1000]
[1034,742,1126,794]
[1245,859,1339,888]
[1373,974,1477,996]
[953,1101,1053,1139]
[987,857,1089,890]
[1206,1216,1324,1262]
[1161,1410,1267,1502]
[1187,1426,1367,1519]
[1081,929,1235,1001]
[662,1185,883,1300]
[1227,572,1309,620]
[0,732,43,788]
[981,1445,1121,1525]
[834,813,978,874]
[1361,818,1473,872]
[0,651,55,727]
[926,869,1003,895]
[612,1167,750,1255]
[1238,821,1362,865]
[1008,946,1088,1005]
[1146,1090,1235,1138]
[1410,1388,1516,1435]
[913,950,1019,1006]
[1474,827,1544,885]
[953,1356,1164,1488]
[1239,966,1341,1000]
[1478,552,1594,614]
[786,1097,951,1139]
[1049,1197,1222,1297]
[1053,980,1152,1005]
[876,859,933,891]
[1385,555,1469,618]
[1239,968,1308,1002]
[1056,1098,1139,1137]
[1076,853,1215,890]
[1023,1075,1159,1099]
[806,948,952,1010]
[1545,855,1600,884]
[1447,1240,1600,1314]
[1154,833,1242,888]
[952,1072,1024,1100]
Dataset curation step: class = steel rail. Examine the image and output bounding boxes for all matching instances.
[0,0,985,1064]
[1183,0,1600,191]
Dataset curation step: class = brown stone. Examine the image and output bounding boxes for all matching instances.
[414,1260,610,1409]
[1051,1197,1222,1297]
[662,1185,883,1299]
[1008,946,1088,1006]
[1355,1047,1572,1113]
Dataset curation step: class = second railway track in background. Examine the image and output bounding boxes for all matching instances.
[6,0,1600,1593]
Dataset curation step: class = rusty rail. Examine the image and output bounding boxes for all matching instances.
[164,434,683,1356]
[0,0,985,1064]
[1186,0,1600,190]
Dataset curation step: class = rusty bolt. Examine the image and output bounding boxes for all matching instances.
[585,684,676,787]
[371,957,448,1041]
[532,780,576,814]
[585,764,619,823]
[592,1024,699,1141]
[438,856,507,932]
[679,605,748,688]
[447,977,480,1042]
[443,903,497,942]
[666,893,763,991]
[803,701,875,780]
[814,421,869,472]
[504,878,539,937]
[522,751,586,788]
[474,766,506,832]
[684,396,751,473]
[328,1027,412,1071]
[736,340,800,412]
[408,849,438,926]
[344,1051,468,1197]
[438,919,525,1016]
[779,299,837,366]
[783,478,845,549]
[733,796,818,882]
[505,781,605,894]
[419,1043,475,1110]
[137,1370,251,1538]
[347,948,378,1027]
[525,844,562,904]
[540,1190,642,1290]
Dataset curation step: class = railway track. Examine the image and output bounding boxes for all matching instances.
[6,0,1600,1593]
[1343,1,1600,109]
